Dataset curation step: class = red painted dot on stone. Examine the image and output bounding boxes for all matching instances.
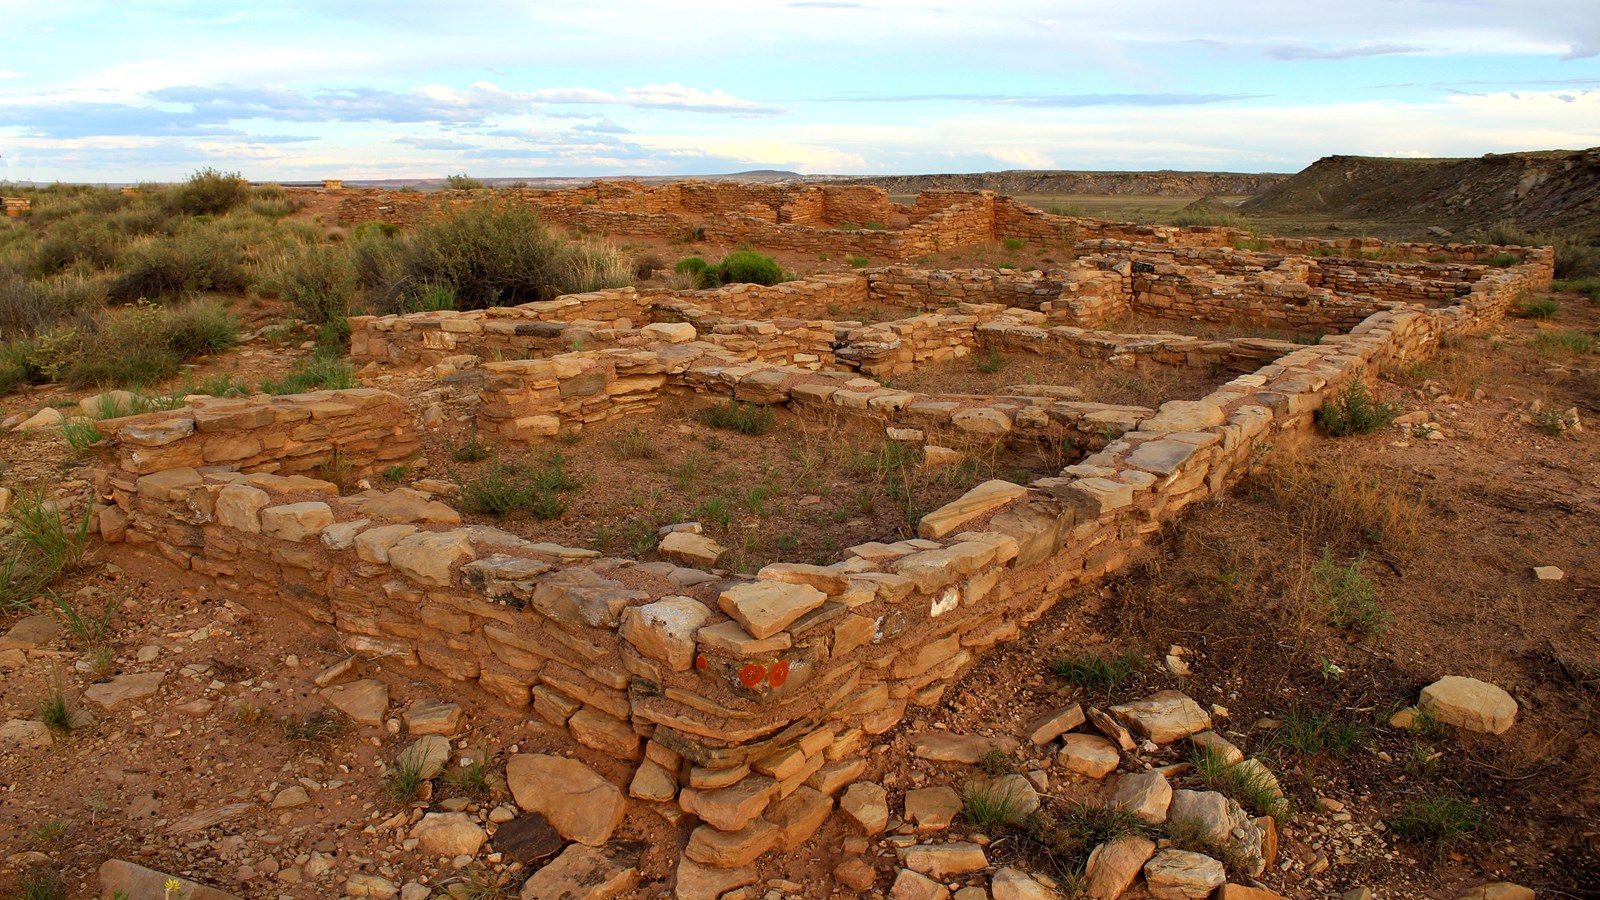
[739,663,766,688]
[694,654,709,671]
[768,659,790,688]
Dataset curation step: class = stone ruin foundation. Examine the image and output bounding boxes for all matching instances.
[80,209,1553,890]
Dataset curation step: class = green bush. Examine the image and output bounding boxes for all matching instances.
[716,249,785,286]
[161,298,239,357]
[406,199,627,309]
[35,218,124,273]
[1312,548,1388,635]
[1481,252,1518,268]
[278,242,357,324]
[1512,297,1560,319]
[1,269,106,337]
[456,454,581,519]
[1530,329,1596,355]
[163,168,251,217]
[57,299,234,389]
[1316,380,1399,437]
[111,225,248,300]
[444,173,487,190]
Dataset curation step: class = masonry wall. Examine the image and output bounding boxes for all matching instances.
[90,252,1550,872]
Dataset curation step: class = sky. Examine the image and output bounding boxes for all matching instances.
[1,0,1598,182]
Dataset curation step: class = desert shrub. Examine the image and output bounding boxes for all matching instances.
[702,400,775,435]
[444,173,487,190]
[278,242,357,324]
[845,255,869,268]
[399,281,457,313]
[559,241,631,294]
[706,250,785,286]
[35,218,124,273]
[1002,237,1026,252]
[163,167,251,216]
[975,347,1007,373]
[631,250,665,281]
[1,269,107,337]
[1316,380,1398,437]
[1481,252,1518,268]
[111,224,249,300]
[1551,277,1600,300]
[406,199,568,309]
[674,256,709,276]
[161,298,239,358]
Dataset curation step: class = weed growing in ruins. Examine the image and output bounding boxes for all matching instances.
[39,688,73,735]
[1390,795,1487,854]
[446,755,494,799]
[385,752,429,806]
[259,354,355,395]
[1312,548,1388,635]
[17,869,67,900]
[48,588,124,646]
[1532,407,1570,436]
[845,255,869,268]
[452,431,493,463]
[456,454,580,519]
[381,465,409,482]
[976,748,1015,776]
[0,491,92,612]
[615,428,655,460]
[1530,329,1595,356]
[1316,380,1399,437]
[1513,297,1560,319]
[694,497,732,531]
[1017,804,1142,881]
[1002,238,1026,253]
[1193,748,1292,823]
[444,174,487,190]
[960,778,1029,831]
[60,416,105,456]
[1049,650,1141,694]
[1263,455,1424,555]
[281,709,344,744]
[1267,707,1367,759]
[1551,277,1600,300]
[975,347,1008,374]
[702,400,774,436]
[1481,252,1518,268]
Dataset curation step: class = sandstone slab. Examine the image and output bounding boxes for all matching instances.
[1419,676,1518,735]
[519,841,642,900]
[321,678,388,725]
[412,811,486,857]
[1109,690,1212,743]
[1112,771,1172,824]
[507,754,626,846]
[1082,833,1156,900]
[1058,733,1120,778]
[717,580,827,640]
[84,671,165,709]
[1144,849,1226,900]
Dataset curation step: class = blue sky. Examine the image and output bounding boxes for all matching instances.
[2,0,1598,182]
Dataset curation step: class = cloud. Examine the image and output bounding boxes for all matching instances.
[1263,42,1423,61]
[621,84,784,115]
[149,82,537,123]
[0,70,24,79]
[785,2,869,7]
[574,118,630,134]
[818,92,1259,107]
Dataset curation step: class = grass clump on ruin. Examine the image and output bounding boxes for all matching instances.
[1316,380,1399,437]
[1,491,93,613]
[1014,803,1144,883]
[1049,650,1141,694]
[1310,548,1388,635]
[280,709,344,744]
[1192,747,1292,823]
[259,352,356,395]
[1390,795,1488,855]
[456,453,583,520]
[702,400,775,436]
[1529,329,1596,356]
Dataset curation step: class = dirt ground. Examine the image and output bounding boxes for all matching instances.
[1,282,1596,898]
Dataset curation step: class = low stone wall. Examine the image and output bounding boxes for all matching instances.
[978,321,1303,375]
[90,389,419,479]
[474,336,1151,448]
[87,245,1551,874]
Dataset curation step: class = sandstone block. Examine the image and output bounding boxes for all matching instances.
[215,484,270,533]
[620,596,711,672]
[388,529,476,587]
[717,580,826,640]
[1419,675,1518,735]
[260,502,335,542]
